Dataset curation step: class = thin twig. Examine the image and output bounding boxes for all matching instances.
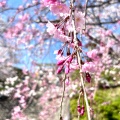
[70,0,78,46]
[77,51,91,120]
[77,90,82,120]
[70,0,91,119]
[59,74,66,120]
[84,0,89,31]
[85,0,89,18]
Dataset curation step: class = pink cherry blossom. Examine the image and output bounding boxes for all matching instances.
[32,0,38,4]
[75,11,85,31]
[65,18,73,32]
[0,1,6,7]
[82,62,96,73]
[18,5,24,11]
[14,91,21,98]
[69,62,79,71]
[19,13,30,22]
[22,68,28,75]
[12,106,27,120]
[46,21,71,42]
[21,103,26,108]
[65,78,70,85]
[46,21,57,35]
[42,0,57,6]
[87,49,99,60]
[5,28,13,39]
[19,97,25,104]
[21,86,30,92]
[106,40,115,48]
[15,23,24,31]
[13,106,21,113]
[54,29,71,42]
[50,2,69,16]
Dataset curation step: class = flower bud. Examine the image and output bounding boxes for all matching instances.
[56,65,64,74]
[77,39,82,46]
[77,105,85,116]
[80,106,85,116]
[85,72,91,83]
[57,59,65,66]
[66,56,73,63]
[65,65,70,74]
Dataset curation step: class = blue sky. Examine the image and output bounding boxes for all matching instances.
[1,0,61,68]
[7,0,23,6]
[1,0,120,70]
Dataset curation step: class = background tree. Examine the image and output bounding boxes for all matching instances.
[0,0,120,120]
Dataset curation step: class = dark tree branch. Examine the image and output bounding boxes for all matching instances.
[87,0,120,8]
[86,19,120,25]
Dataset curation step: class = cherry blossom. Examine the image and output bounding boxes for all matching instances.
[87,49,100,61]
[46,21,57,35]
[82,62,96,73]
[50,2,69,16]
[75,11,85,31]
[42,0,57,6]
[0,0,6,7]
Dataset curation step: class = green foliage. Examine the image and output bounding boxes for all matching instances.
[94,88,120,120]
[70,88,120,120]
[70,97,77,117]
[71,70,80,81]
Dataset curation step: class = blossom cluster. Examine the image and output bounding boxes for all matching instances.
[45,0,98,85]
[45,0,100,117]
[0,0,6,7]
